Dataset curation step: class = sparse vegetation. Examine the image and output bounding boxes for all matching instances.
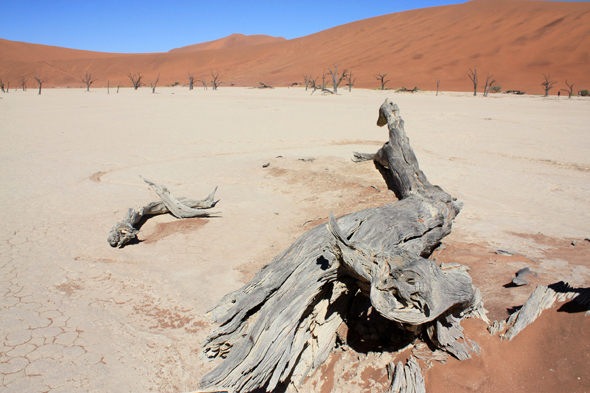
[81,71,97,91]
[467,66,478,96]
[128,73,143,90]
[33,76,45,95]
[561,80,574,98]
[374,73,390,90]
[490,86,501,93]
[541,73,556,97]
[210,70,222,90]
[579,89,589,97]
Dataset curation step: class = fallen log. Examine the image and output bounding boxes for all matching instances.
[200,99,487,393]
[107,177,219,248]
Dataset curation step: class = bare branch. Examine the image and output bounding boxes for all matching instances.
[467,67,478,96]
[81,71,98,92]
[128,73,143,90]
[149,73,160,94]
[541,73,557,97]
[374,73,390,90]
[33,75,45,95]
[560,79,574,98]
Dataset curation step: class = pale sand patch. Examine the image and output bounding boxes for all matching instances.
[0,87,588,392]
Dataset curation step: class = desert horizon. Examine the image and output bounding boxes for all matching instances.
[1,0,589,94]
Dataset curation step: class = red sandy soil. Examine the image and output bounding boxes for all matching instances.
[1,0,588,93]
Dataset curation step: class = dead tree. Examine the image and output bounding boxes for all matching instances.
[187,73,195,90]
[197,75,208,90]
[483,73,496,97]
[200,99,487,393]
[0,79,5,93]
[128,73,143,90]
[468,67,478,96]
[328,64,348,94]
[107,80,110,94]
[211,69,222,90]
[20,76,27,91]
[375,73,390,90]
[108,177,219,248]
[561,79,574,98]
[33,76,45,95]
[149,73,160,94]
[345,69,356,92]
[81,71,97,91]
[436,77,440,96]
[541,73,556,97]
[303,74,317,91]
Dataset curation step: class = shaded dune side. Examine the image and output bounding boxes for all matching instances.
[1,0,589,93]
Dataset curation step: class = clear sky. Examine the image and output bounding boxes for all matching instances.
[0,0,579,53]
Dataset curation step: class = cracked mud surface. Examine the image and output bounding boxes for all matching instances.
[1,88,589,392]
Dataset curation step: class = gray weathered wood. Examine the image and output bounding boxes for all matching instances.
[200,99,486,393]
[107,177,219,248]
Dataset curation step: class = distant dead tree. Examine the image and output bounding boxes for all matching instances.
[345,69,356,92]
[187,73,195,90]
[483,73,496,97]
[320,70,329,90]
[467,66,478,96]
[20,76,27,91]
[197,75,208,90]
[374,73,390,90]
[117,83,121,93]
[0,79,5,93]
[303,74,317,91]
[149,73,160,93]
[328,64,348,94]
[561,79,574,98]
[128,73,143,90]
[541,73,556,97]
[436,77,440,96]
[107,80,110,94]
[81,71,97,91]
[33,76,45,95]
[210,70,222,90]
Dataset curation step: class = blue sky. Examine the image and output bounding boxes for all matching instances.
[0,0,578,53]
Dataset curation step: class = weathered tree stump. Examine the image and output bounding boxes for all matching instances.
[107,177,219,248]
[200,99,487,393]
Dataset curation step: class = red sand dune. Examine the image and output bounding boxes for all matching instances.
[0,0,589,93]
[168,33,286,53]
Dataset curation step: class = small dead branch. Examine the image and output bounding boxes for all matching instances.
[107,177,219,248]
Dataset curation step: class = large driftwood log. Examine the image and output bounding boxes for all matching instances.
[200,99,487,393]
[107,177,219,248]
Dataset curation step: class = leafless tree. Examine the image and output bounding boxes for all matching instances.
[345,69,356,92]
[20,76,27,91]
[81,71,97,91]
[303,74,317,91]
[541,73,556,97]
[187,73,195,90]
[107,80,110,94]
[149,73,160,93]
[561,79,574,98]
[436,77,440,96]
[117,83,121,93]
[374,73,390,90]
[0,79,5,93]
[467,67,478,96]
[33,76,45,95]
[197,75,208,90]
[210,70,222,90]
[328,64,348,94]
[483,72,496,97]
[128,73,143,90]
[320,70,329,90]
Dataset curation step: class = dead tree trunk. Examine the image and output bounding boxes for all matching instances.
[187,73,195,90]
[346,69,356,92]
[107,80,110,94]
[0,79,5,93]
[81,71,97,91]
[483,73,495,97]
[34,76,44,95]
[328,64,348,94]
[108,177,219,248]
[436,77,440,96]
[128,73,143,90]
[468,67,478,96]
[561,79,574,98]
[542,73,556,97]
[20,77,27,91]
[200,99,486,393]
[150,73,160,94]
[211,69,222,90]
[375,72,390,90]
